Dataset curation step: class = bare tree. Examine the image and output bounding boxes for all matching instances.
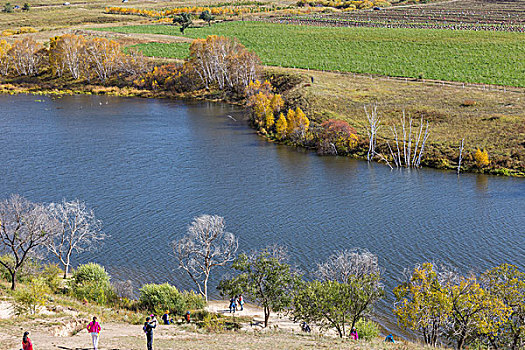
[173,214,238,301]
[0,195,56,290]
[317,248,381,283]
[457,138,465,174]
[387,113,430,168]
[365,105,381,162]
[46,199,106,278]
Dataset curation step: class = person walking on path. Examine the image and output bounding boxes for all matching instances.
[22,331,33,350]
[238,294,244,311]
[350,327,358,340]
[385,334,395,343]
[144,315,157,350]
[229,296,237,313]
[87,316,101,350]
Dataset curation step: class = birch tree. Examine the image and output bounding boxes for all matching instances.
[8,38,44,76]
[386,113,430,168]
[365,105,381,161]
[49,34,87,79]
[187,35,260,92]
[0,40,12,75]
[0,195,56,290]
[46,199,106,278]
[173,214,238,301]
[85,37,121,83]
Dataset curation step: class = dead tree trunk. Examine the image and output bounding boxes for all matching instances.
[457,138,464,174]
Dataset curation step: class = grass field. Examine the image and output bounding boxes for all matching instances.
[127,42,190,59]
[95,21,525,87]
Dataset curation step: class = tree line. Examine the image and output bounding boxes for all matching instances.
[1,198,523,348]
[172,214,524,349]
[0,35,149,82]
[0,195,106,289]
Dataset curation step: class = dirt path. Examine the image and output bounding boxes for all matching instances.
[206,300,302,332]
[2,299,312,350]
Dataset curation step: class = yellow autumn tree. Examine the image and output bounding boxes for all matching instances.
[285,108,296,135]
[265,109,275,129]
[295,107,309,136]
[447,276,511,350]
[0,40,12,75]
[474,148,489,168]
[246,80,283,132]
[393,263,451,347]
[84,37,122,82]
[270,94,284,113]
[8,37,44,76]
[275,113,287,139]
[49,34,87,79]
[252,92,271,127]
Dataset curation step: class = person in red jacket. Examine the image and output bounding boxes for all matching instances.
[87,316,101,350]
[22,331,33,350]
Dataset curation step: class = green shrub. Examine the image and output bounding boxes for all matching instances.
[191,309,210,321]
[3,2,13,13]
[355,318,380,341]
[71,263,113,304]
[13,277,50,315]
[139,283,205,316]
[41,263,63,292]
[72,281,114,305]
[181,290,206,310]
[72,263,110,285]
[139,283,186,316]
[197,312,225,332]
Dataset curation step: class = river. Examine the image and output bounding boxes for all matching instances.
[0,94,524,332]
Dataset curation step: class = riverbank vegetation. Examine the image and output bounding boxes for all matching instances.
[0,28,523,175]
[1,197,524,348]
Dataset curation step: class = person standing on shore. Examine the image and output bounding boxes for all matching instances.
[229,296,237,313]
[87,316,101,350]
[238,294,244,311]
[350,327,358,340]
[144,315,157,350]
[22,331,33,350]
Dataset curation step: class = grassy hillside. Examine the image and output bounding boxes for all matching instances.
[96,21,525,87]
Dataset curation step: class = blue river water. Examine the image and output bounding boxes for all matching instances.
[0,93,523,332]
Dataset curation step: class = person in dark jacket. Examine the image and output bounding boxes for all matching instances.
[144,316,157,350]
[161,311,171,325]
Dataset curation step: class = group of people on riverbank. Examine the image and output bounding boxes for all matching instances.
[229,294,244,313]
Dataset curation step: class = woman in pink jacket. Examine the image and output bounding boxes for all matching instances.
[87,316,101,350]
[350,327,358,340]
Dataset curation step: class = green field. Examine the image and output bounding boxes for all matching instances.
[96,21,525,87]
[126,42,191,59]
